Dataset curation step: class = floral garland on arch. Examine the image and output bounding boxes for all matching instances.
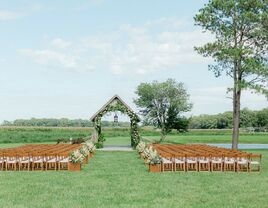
[93,99,141,148]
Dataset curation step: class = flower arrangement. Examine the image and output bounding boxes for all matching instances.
[143,146,162,164]
[85,141,96,153]
[69,150,84,164]
[136,141,146,153]
[80,145,90,157]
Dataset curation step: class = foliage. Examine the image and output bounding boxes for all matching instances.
[134,79,192,142]
[1,118,130,128]
[195,0,268,95]
[93,98,140,148]
[190,108,268,130]
[194,0,268,149]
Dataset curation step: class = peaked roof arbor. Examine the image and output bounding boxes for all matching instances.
[90,95,141,148]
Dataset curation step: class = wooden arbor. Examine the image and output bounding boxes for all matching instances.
[90,95,141,148]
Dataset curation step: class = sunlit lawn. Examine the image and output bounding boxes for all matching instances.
[0,131,267,207]
[149,134,268,144]
[0,149,267,208]
[0,127,267,145]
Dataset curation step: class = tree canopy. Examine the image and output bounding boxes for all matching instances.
[134,79,192,142]
[194,0,268,149]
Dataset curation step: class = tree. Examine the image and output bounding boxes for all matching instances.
[256,108,268,128]
[134,79,192,142]
[194,0,268,149]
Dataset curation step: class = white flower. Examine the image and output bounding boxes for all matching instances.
[69,150,84,163]
[143,146,162,164]
[136,141,146,153]
[85,141,96,153]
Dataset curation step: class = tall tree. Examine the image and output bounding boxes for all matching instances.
[134,79,192,142]
[194,0,268,149]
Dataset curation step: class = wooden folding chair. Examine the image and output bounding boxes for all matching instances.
[161,153,173,172]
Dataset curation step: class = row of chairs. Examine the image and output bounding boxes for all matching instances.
[150,144,261,172]
[0,155,69,171]
[0,144,84,171]
[161,154,261,172]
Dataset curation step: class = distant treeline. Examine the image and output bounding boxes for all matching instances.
[1,118,130,128]
[2,108,268,130]
[189,108,268,130]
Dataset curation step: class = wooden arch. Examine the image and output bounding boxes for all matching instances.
[90,95,141,148]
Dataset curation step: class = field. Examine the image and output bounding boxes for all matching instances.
[0,127,267,208]
[0,126,267,145]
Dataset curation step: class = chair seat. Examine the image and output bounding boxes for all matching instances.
[237,160,248,164]
[46,158,57,162]
[174,159,185,164]
[58,158,69,163]
[20,160,30,163]
[250,161,260,165]
[224,160,235,164]
[199,159,210,163]
[6,160,17,164]
[212,160,222,163]
[162,158,172,164]
[186,159,197,163]
[33,159,44,163]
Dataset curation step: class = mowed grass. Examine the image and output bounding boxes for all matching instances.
[0,127,267,145]
[147,134,268,145]
[0,149,267,208]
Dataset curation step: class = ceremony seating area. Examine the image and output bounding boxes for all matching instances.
[149,144,262,172]
[0,144,90,171]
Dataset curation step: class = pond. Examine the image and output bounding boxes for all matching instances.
[206,143,268,149]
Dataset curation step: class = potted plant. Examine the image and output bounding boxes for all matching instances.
[69,150,84,171]
[144,147,162,172]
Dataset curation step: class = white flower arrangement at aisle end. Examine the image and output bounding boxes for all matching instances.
[80,145,90,157]
[85,141,96,153]
[143,146,162,164]
[136,141,146,153]
[69,150,84,164]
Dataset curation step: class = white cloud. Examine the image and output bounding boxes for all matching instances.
[0,10,22,20]
[19,48,77,69]
[19,18,214,74]
[51,38,72,49]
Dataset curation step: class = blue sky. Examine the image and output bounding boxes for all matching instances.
[0,0,267,122]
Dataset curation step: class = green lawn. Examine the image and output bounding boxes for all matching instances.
[0,128,267,207]
[0,127,267,145]
[0,149,267,208]
[147,134,268,145]
[104,134,268,146]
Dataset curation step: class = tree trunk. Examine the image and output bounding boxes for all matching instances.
[232,84,241,150]
[159,129,167,143]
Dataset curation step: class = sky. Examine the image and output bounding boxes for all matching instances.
[0,0,267,122]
